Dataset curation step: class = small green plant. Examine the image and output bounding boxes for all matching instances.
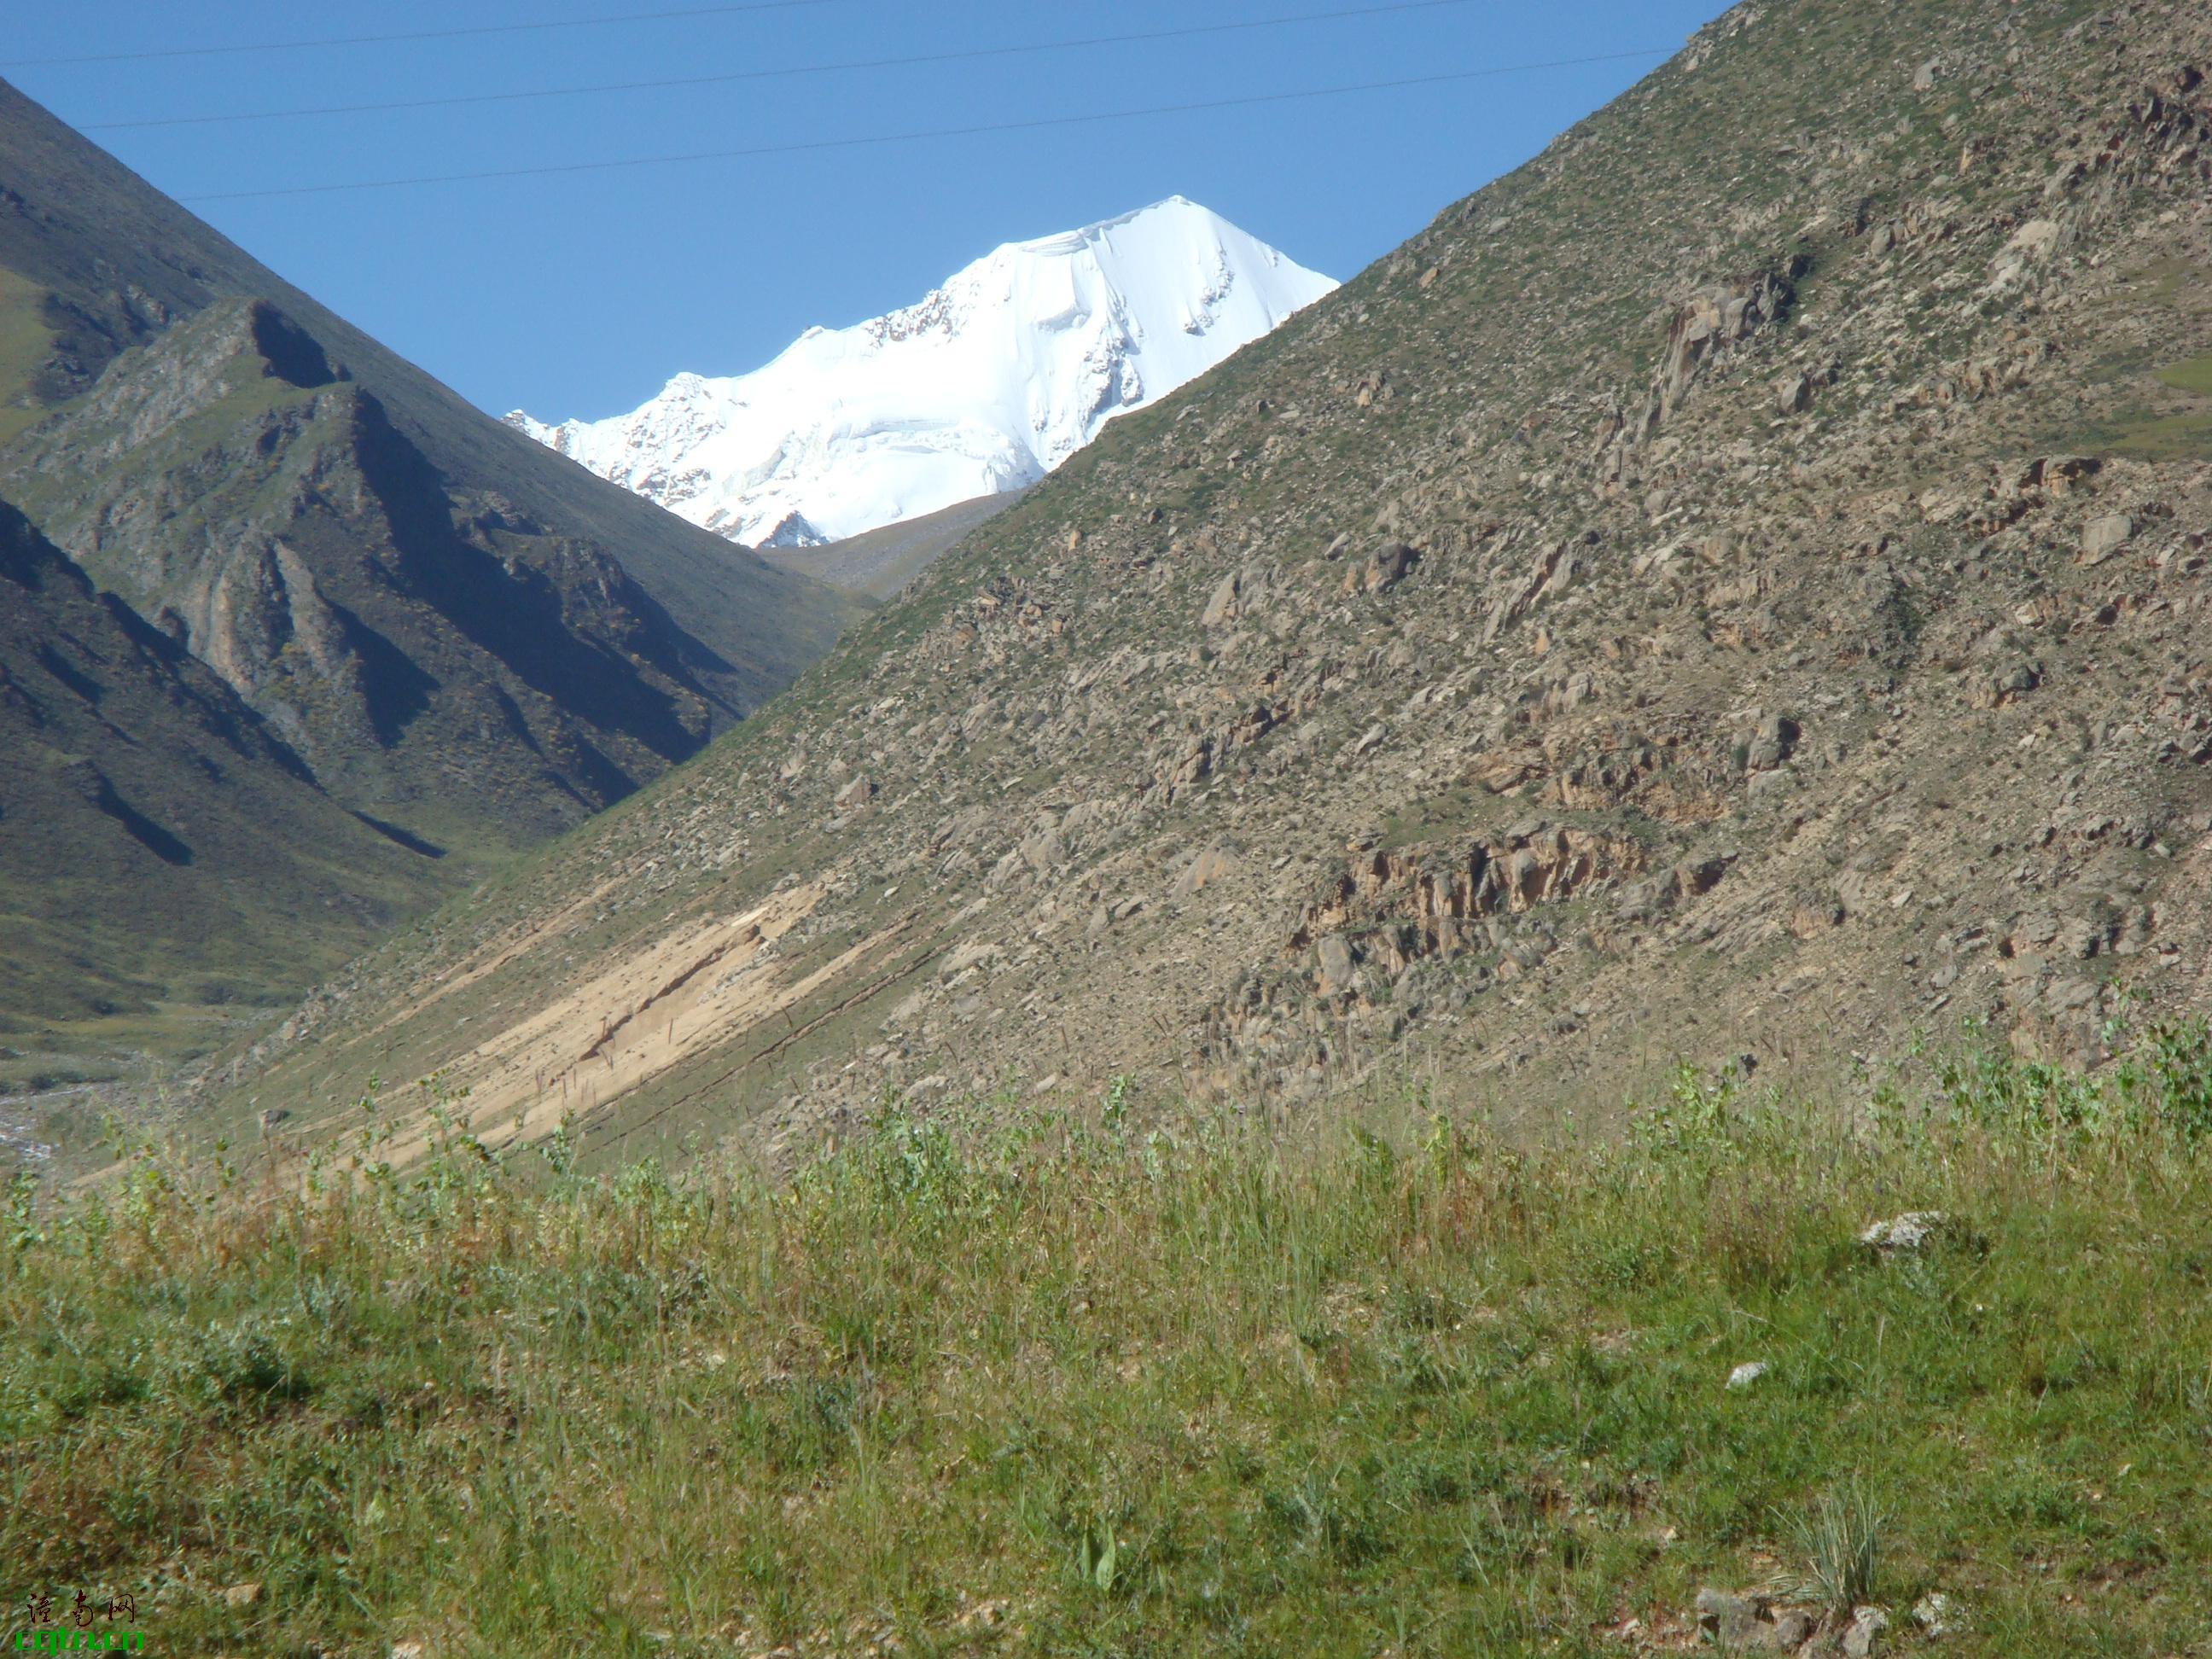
[1077,1522,1121,1594]
[538,1113,580,1179]
[1103,1072,1136,1133]
[6,1167,41,1255]
[1634,1059,1742,1153]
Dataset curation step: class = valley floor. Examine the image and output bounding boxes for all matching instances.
[7,1027,2211,1656]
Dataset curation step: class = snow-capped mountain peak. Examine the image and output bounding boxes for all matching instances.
[506,197,1336,548]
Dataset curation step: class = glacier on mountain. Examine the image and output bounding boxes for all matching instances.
[506,197,1336,548]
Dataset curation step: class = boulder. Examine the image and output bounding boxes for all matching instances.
[2079,514,2134,565]
[1366,541,1418,591]
[1316,932,1357,995]
[1843,1604,1890,1658]
[2025,455,2098,491]
[1694,1588,1767,1647]
[1860,1210,1945,1251]
[1692,1589,1820,1651]
[1018,829,1067,873]
[1201,572,1241,627]
[1770,1610,1818,1650]
[1746,713,1801,771]
[1910,1592,1965,1639]
[1172,844,1237,898]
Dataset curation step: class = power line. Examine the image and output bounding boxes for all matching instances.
[181,50,1671,204]
[90,0,1488,131]
[0,0,864,69]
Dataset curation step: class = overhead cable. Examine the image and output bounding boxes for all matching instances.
[181,52,1673,203]
[2,0,864,69]
[92,0,1489,131]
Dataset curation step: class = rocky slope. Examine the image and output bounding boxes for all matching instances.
[0,79,860,1065]
[5,296,734,844]
[509,199,1334,549]
[0,499,441,1041]
[218,0,2212,1172]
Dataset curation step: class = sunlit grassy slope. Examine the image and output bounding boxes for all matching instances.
[8,1024,2212,1656]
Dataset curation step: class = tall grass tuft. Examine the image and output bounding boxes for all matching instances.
[1779,1480,1885,1616]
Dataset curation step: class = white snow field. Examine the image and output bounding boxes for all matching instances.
[507,198,1336,548]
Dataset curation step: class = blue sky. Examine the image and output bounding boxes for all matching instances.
[8,0,1727,421]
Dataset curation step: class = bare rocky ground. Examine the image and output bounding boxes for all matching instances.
[205,0,2212,1175]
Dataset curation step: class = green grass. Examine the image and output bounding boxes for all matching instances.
[0,269,57,446]
[2081,352,2212,461]
[1377,784,1488,851]
[2157,353,2212,396]
[2099,406,2212,461]
[10,1025,2212,1656]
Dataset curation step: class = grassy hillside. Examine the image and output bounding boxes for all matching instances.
[0,267,57,445]
[10,1027,2212,1655]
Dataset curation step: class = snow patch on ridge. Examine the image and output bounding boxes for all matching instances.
[506,197,1336,548]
